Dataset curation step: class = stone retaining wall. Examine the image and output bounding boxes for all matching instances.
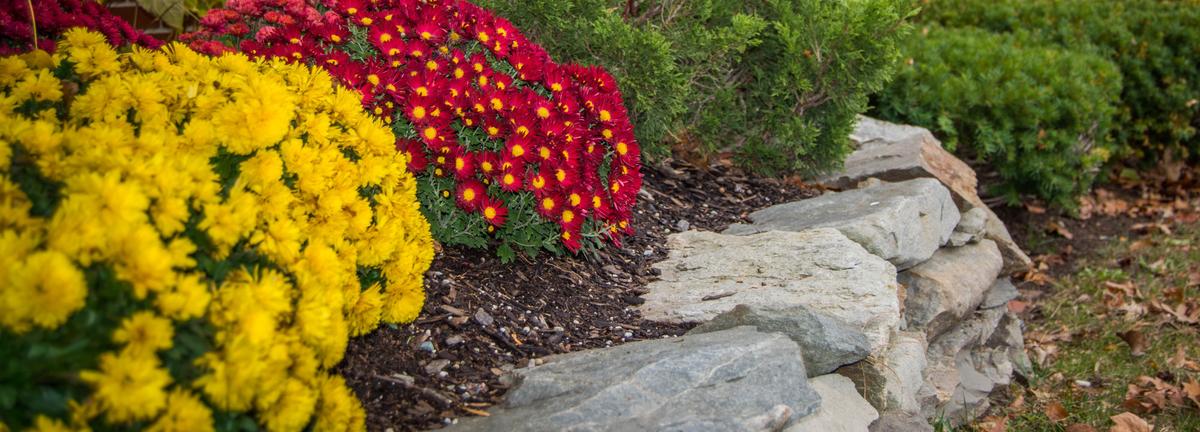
[448,117,1032,432]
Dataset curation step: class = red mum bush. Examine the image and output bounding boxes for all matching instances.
[0,0,162,54]
[183,0,642,260]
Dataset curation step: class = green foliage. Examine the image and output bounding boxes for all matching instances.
[874,26,1122,208]
[719,0,916,175]
[920,0,1200,161]
[480,0,916,175]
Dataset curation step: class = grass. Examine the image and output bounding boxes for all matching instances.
[977,223,1200,431]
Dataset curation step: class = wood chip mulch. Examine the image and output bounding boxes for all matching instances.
[338,159,820,431]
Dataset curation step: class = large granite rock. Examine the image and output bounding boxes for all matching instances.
[786,374,878,432]
[837,331,928,414]
[724,179,959,270]
[821,116,979,213]
[899,240,1003,338]
[639,229,901,354]
[691,304,872,377]
[449,327,821,432]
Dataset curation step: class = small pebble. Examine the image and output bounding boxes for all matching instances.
[676,219,690,231]
[418,341,435,353]
[473,308,495,327]
[425,359,451,375]
[643,249,653,256]
[624,331,633,338]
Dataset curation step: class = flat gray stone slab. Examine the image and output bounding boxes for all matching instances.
[899,240,1003,338]
[724,178,959,270]
[821,116,980,215]
[786,374,878,432]
[639,229,901,354]
[448,327,821,432]
[690,304,872,377]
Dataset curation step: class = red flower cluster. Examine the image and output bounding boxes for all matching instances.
[184,0,642,253]
[0,0,161,55]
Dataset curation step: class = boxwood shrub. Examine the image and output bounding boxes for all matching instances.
[873,25,1122,208]
[921,0,1200,161]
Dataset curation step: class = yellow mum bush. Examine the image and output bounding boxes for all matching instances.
[0,29,434,431]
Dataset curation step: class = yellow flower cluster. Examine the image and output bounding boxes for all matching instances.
[0,29,433,431]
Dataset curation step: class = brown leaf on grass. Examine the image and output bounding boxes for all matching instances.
[1169,346,1200,371]
[1023,271,1054,287]
[1187,270,1200,287]
[1109,412,1152,432]
[1128,238,1155,253]
[1008,393,1026,410]
[1026,202,1047,214]
[1118,330,1149,356]
[1149,300,1200,325]
[1048,220,1075,239]
[1045,401,1070,422]
[1185,378,1200,408]
[978,415,1008,432]
[1066,424,1098,432]
[1124,375,1189,413]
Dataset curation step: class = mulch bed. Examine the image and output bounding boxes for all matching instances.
[339,159,819,431]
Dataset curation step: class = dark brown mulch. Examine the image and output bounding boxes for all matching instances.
[338,159,820,431]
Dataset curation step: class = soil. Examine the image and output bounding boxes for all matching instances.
[339,159,820,431]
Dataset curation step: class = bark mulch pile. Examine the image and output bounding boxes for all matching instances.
[339,159,820,431]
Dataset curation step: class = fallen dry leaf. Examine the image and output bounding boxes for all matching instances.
[1169,346,1200,371]
[1046,401,1070,422]
[1128,239,1155,253]
[1009,299,1030,314]
[1125,375,1188,413]
[1118,330,1148,357]
[1048,220,1075,239]
[978,415,1008,432]
[1009,393,1026,410]
[1184,378,1200,408]
[1109,412,1152,432]
[1066,424,1098,432]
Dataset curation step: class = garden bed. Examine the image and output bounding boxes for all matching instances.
[339,159,819,430]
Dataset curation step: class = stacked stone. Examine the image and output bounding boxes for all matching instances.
[448,117,1032,432]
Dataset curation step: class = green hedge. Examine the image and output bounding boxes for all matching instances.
[921,0,1200,161]
[874,26,1122,208]
[479,0,915,176]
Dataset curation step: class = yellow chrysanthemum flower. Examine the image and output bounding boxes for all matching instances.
[79,349,172,423]
[3,250,87,333]
[2,29,433,431]
[112,311,175,356]
[146,390,214,432]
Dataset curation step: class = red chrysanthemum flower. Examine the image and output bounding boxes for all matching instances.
[456,180,486,211]
[480,197,508,227]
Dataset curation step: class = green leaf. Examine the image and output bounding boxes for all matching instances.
[136,0,186,30]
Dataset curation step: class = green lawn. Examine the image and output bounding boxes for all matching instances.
[977,223,1200,431]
